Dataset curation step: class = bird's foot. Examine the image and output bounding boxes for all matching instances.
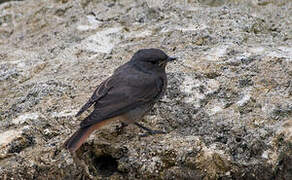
[134,122,166,137]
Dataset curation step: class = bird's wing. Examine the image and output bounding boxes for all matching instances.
[79,75,164,128]
[75,77,113,117]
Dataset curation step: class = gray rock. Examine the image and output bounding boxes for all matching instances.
[0,0,291,179]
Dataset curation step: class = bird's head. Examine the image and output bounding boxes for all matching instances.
[131,48,176,70]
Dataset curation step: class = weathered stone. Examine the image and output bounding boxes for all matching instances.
[0,0,291,179]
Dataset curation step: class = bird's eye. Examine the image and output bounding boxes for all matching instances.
[151,61,158,65]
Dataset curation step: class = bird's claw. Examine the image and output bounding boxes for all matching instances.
[140,130,166,137]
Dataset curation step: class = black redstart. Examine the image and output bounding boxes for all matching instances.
[64,48,176,152]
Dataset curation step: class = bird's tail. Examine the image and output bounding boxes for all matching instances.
[64,126,94,152]
[64,117,117,152]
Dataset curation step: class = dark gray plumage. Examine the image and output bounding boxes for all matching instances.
[64,48,176,152]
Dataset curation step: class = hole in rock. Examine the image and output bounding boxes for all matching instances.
[93,154,118,177]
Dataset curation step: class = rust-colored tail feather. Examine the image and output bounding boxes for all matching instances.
[64,126,93,152]
[64,117,118,152]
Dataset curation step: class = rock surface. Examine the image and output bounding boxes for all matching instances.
[0,0,291,179]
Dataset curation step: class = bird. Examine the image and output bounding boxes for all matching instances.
[64,48,176,152]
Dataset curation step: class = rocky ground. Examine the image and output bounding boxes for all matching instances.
[0,0,291,179]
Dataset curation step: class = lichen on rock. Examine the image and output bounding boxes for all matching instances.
[0,0,291,179]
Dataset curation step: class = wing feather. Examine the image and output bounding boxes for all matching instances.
[80,76,164,128]
[75,77,112,117]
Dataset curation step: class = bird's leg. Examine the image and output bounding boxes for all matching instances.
[134,122,166,137]
[71,151,94,180]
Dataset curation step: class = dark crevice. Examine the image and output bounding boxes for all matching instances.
[92,154,118,177]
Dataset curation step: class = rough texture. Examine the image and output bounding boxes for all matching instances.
[0,0,291,179]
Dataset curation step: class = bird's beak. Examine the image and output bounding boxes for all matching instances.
[167,56,177,62]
